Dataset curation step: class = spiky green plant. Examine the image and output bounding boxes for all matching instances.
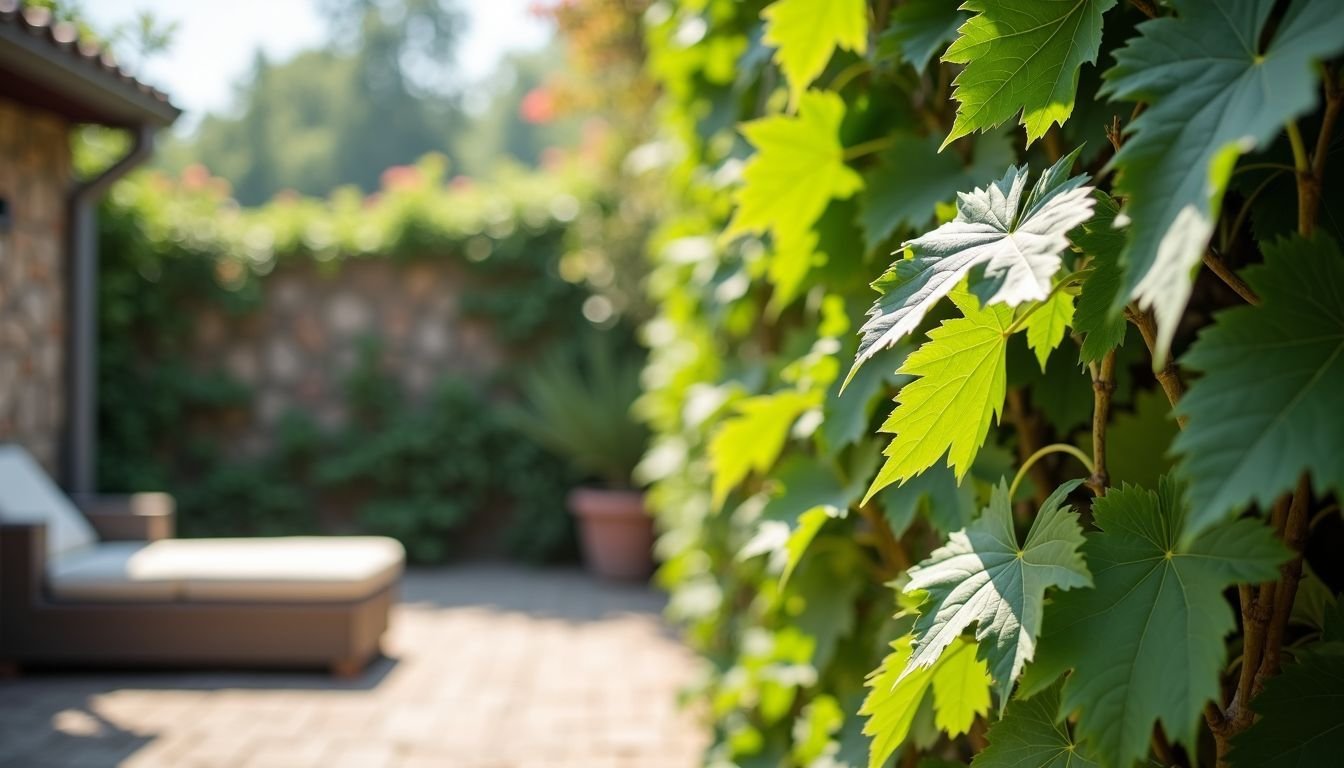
[511,335,648,488]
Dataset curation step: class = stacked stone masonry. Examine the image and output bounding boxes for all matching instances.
[0,96,70,474]
[192,259,505,456]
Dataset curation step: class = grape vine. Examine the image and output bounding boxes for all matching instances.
[637,0,1344,765]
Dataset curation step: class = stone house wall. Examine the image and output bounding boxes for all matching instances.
[189,258,505,455]
[0,97,69,473]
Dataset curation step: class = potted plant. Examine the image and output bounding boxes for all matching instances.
[511,333,652,579]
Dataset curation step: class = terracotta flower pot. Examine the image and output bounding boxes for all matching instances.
[567,487,653,580]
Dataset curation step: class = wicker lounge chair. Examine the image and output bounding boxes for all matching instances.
[0,445,403,676]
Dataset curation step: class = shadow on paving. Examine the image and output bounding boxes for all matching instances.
[0,563,696,768]
[397,562,668,621]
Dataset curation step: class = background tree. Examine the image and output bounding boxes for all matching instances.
[161,0,467,203]
[454,46,583,177]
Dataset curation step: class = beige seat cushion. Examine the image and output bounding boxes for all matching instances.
[162,537,405,602]
[47,542,180,602]
[48,537,404,603]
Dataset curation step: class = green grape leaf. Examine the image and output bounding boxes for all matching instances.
[1070,191,1127,364]
[822,344,909,453]
[791,540,866,668]
[863,637,937,768]
[725,90,864,245]
[861,635,988,768]
[1010,337,1095,435]
[767,230,822,315]
[1098,388,1178,490]
[739,455,865,585]
[850,150,1093,384]
[1024,289,1075,371]
[1229,647,1344,767]
[904,480,1090,704]
[877,462,976,538]
[865,291,1013,502]
[792,694,846,766]
[930,636,992,737]
[762,0,868,107]
[972,679,1098,768]
[1101,0,1344,361]
[831,705,873,768]
[860,131,1016,254]
[878,0,968,73]
[861,136,968,255]
[1026,478,1289,766]
[942,0,1117,148]
[710,390,821,508]
[1172,235,1344,538]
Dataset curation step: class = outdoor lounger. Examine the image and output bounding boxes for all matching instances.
[0,445,404,676]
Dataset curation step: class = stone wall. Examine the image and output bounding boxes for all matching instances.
[189,258,506,455]
[0,97,69,473]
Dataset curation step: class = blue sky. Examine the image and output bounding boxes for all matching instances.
[82,0,553,130]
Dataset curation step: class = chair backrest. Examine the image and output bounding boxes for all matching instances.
[0,445,98,559]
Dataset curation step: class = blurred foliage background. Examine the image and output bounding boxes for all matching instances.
[148,0,592,203]
[57,0,660,563]
[95,156,609,562]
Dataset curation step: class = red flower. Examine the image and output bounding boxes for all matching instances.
[380,164,421,191]
[181,163,211,190]
[520,87,557,124]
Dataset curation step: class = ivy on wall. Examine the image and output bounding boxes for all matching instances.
[96,156,593,561]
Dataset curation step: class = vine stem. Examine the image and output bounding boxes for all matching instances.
[1300,64,1344,234]
[1212,476,1313,764]
[843,135,897,162]
[874,0,893,32]
[1286,120,1309,171]
[1254,474,1312,692]
[1086,349,1117,496]
[858,503,910,574]
[828,61,872,94]
[1285,120,1318,235]
[1202,250,1260,305]
[1213,84,1337,763]
[1230,161,1297,176]
[1127,0,1158,17]
[1125,305,1187,423]
[1309,64,1342,224]
[1008,443,1094,501]
[1042,128,1064,164]
[1224,498,1286,733]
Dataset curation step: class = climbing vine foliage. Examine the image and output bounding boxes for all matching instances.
[637,0,1344,766]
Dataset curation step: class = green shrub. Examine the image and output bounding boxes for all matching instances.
[174,459,317,538]
[317,373,576,563]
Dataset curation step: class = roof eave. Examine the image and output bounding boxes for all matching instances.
[0,17,179,128]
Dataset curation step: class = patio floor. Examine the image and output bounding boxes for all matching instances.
[0,564,707,768]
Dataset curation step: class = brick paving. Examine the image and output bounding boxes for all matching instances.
[0,565,707,768]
